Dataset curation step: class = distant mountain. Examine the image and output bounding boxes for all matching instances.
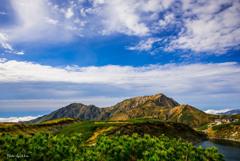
[217,109,240,115]
[28,93,218,127]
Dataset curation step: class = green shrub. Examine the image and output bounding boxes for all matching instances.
[212,121,240,130]
[0,131,224,161]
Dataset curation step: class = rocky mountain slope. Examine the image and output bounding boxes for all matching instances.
[28,93,217,127]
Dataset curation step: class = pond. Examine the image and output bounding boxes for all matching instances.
[196,139,240,161]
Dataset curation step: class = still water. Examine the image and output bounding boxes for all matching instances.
[196,139,240,161]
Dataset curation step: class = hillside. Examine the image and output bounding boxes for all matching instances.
[0,118,81,135]
[54,119,207,144]
[167,105,217,127]
[206,121,240,142]
[30,103,103,123]
[28,93,217,127]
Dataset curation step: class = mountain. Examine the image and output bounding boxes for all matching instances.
[167,105,216,127]
[217,109,240,115]
[29,94,179,123]
[29,103,105,124]
[28,93,216,127]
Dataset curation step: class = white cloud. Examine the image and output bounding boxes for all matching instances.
[1,43,13,51]
[128,38,162,51]
[15,51,24,55]
[45,17,58,24]
[93,0,173,36]
[0,0,239,55]
[0,11,7,15]
[0,60,239,110]
[0,33,8,42]
[0,58,7,63]
[0,115,42,122]
[101,0,149,36]
[168,0,240,54]
[65,8,74,19]
[205,109,231,115]
[2,0,74,44]
[1,42,24,55]
[0,60,239,95]
[158,14,175,27]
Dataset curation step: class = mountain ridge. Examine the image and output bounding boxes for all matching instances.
[28,93,219,127]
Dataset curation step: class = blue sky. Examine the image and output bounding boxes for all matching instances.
[0,0,240,115]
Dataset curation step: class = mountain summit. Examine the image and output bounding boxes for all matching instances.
[28,93,214,127]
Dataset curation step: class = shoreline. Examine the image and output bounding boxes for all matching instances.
[208,137,240,143]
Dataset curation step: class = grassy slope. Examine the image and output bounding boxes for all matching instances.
[207,121,240,142]
[54,118,206,144]
[197,122,213,130]
[53,120,126,140]
[0,118,81,135]
[168,105,217,127]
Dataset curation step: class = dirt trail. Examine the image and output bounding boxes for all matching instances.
[87,127,108,143]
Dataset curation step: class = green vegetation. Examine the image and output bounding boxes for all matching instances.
[0,131,224,161]
[207,121,240,142]
[212,121,240,130]
[168,105,217,127]
[0,118,81,135]
[197,122,212,130]
[53,120,129,140]
[54,119,206,144]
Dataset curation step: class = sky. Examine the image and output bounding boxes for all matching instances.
[0,0,240,118]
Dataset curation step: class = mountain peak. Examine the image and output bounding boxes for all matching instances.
[28,93,189,124]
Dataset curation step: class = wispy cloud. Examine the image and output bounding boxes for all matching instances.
[0,0,239,55]
[168,0,240,54]
[15,51,24,55]
[1,43,13,51]
[205,109,231,115]
[1,60,239,87]
[0,58,7,63]
[127,38,162,52]
[0,11,8,15]
[0,115,42,122]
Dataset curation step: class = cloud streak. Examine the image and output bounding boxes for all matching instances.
[0,60,239,110]
[205,109,231,115]
[0,60,239,99]
[0,115,42,122]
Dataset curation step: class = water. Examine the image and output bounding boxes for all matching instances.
[196,139,240,161]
